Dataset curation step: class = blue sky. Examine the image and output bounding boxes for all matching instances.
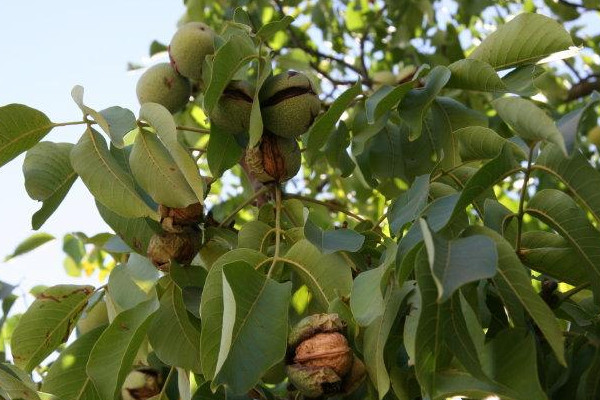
[0,1,186,307]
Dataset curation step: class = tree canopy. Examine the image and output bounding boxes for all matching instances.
[2,1,600,400]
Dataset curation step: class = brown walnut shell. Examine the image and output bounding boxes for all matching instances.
[147,229,201,271]
[245,133,301,183]
[159,202,204,232]
[294,332,353,377]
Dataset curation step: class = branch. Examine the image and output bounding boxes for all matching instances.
[566,74,600,101]
[284,193,366,222]
[558,0,600,11]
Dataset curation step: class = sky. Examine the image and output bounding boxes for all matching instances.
[0,1,186,309]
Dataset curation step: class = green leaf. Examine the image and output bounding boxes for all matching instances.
[282,239,353,311]
[71,127,157,219]
[447,59,506,92]
[207,126,243,178]
[468,13,574,70]
[23,142,77,230]
[4,232,55,261]
[0,363,41,400]
[237,221,273,251]
[0,104,53,167]
[256,15,294,41]
[465,226,566,365]
[535,144,600,225]
[388,174,429,235]
[364,283,413,399]
[71,86,135,148]
[456,126,527,161]
[419,219,497,303]
[130,128,197,207]
[42,326,104,400]
[11,285,95,372]
[96,201,156,255]
[323,121,355,177]
[579,347,600,400]
[139,103,205,204]
[306,81,362,162]
[413,250,452,396]
[212,262,291,394]
[304,217,365,255]
[248,56,272,148]
[350,265,387,327]
[526,189,600,298]
[502,64,545,96]
[493,97,566,155]
[148,282,202,373]
[107,254,159,312]
[519,231,588,286]
[203,35,257,115]
[86,297,158,400]
[397,66,451,140]
[200,249,268,380]
[557,92,600,153]
[365,81,414,124]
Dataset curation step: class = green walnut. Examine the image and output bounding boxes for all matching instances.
[209,80,254,138]
[169,22,216,81]
[121,368,162,400]
[136,63,191,113]
[147,228,201,271]
[245,133,301,183]
[286,314,366,398]
[260,71,321,138]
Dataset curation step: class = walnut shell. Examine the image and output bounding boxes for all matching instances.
[147,229,201,271]
[245,133,301,183]
[159,202,204,232]
[294,332,353,377]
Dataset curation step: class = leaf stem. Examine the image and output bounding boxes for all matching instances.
[175,125,210,134]
[515,144,536,251]
[52,120,89,127]
[267,185,283,278]
[218,185,271,227]
[284,194,366,222]
[560,282,591,301]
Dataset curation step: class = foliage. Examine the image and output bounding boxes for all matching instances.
[2,0,600,399]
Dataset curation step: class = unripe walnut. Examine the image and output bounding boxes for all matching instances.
[169,22,216,81]
[286,314,366,398]
[136,63,191,114]
[147,229,201,271]
[209,80,254,138]
[245,133,301,183]
[159,202,204,233]
[259,71,321,138]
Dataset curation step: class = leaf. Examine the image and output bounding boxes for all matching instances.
[519,231,588,286]
[23,142,77,229]
[397,66,451,140]
[468,13,574,70]
[11,285,95,372]
[212,262,291,394]
[304,217,365,255]
[282,239,353,311]
[107,254,159,312]
[71,127,156,219]
[256,15,294,41]
[237,221,273,251]
[306,81,362,162]
[557,92,600,153]
[526,189,600,298]
[579,347,600,400]
[129,129,197,207]
[200,249,268,380]
[323,121,355,177]
[248,56,272,148]
[350,265,387,327]
[42,327,104,400]
[139,103,205,204]
[447,59,506,92]
[203,34,257,115]
[464,226,566,365]
[493,97,567,155]
[207,126,243,178]
[455,126,527,161]
[502,64,545,96]
[365,81,414,124]
[363,283,413,399]
[71,86,135,148]
[419,219,497,303]
[4,232,55,261]
[387,174,429,235]
[0,104,53,167]
[413,250,452,396]
[148,282,202,373]
[0,364,41,400]
[86,297,158,400]
[534,144,600,225]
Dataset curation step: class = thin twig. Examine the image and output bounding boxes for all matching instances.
[175,125,210,134]
[52,120,89,128]
[284,193,366,222]
[515,144,536,251]
[267,186,282,278]
[218,186,271,227]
